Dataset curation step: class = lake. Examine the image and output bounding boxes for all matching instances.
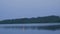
[0,23,60,34]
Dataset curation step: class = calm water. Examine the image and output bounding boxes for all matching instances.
[0,23,60,34]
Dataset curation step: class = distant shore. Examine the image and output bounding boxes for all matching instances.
[0,15,60,24]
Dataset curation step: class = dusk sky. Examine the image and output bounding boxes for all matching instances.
[0,0,60,20]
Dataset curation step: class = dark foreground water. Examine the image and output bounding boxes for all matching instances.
[0,23,60,34]
[0,28,60,34]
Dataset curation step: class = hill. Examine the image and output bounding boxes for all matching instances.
[0,15,60,24]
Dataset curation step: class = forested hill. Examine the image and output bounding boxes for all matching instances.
[0,15,60,24]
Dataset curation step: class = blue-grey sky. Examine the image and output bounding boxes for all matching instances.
[0,0,60,20]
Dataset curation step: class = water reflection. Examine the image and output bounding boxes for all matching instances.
[1,25,60,30]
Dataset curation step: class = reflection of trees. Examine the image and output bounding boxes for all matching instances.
[4,25,60,30]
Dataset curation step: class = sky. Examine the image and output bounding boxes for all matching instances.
[0,0,60,20]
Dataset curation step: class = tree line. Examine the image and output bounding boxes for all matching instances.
[0,15,60,24]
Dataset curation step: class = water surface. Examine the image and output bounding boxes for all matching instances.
[0,23,60,34]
